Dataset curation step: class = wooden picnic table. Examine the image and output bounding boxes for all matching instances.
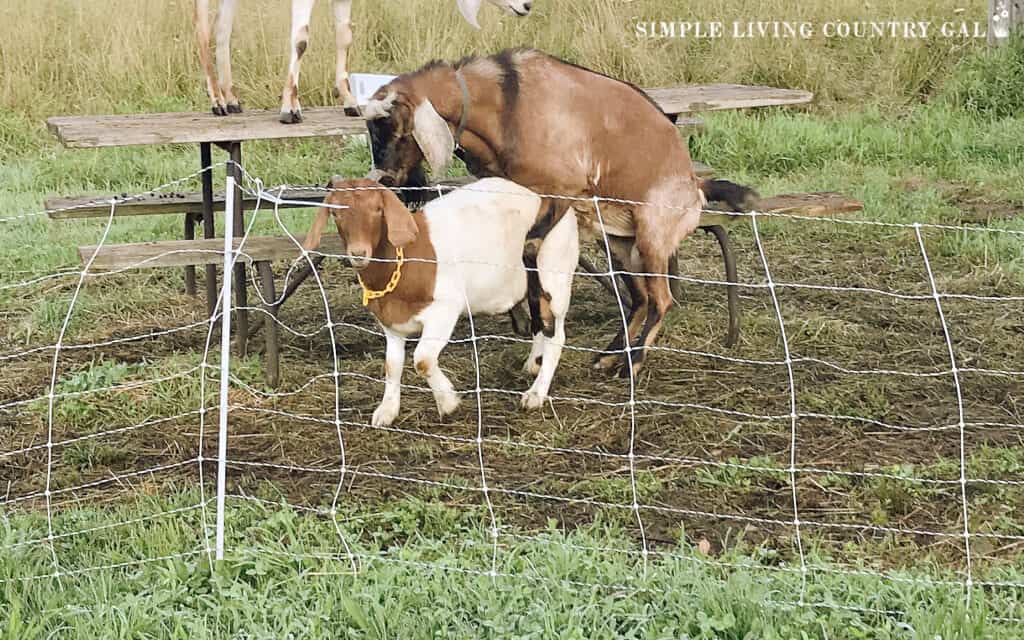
[45,82,815,363]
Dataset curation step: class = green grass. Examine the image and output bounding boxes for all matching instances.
[3,494,1023,639]
[3,8,1024,638]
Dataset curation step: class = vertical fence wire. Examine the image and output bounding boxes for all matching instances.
[914,223,974,607]
[751,211,808,604]
[592,196,650,575]
[41,198,119,585]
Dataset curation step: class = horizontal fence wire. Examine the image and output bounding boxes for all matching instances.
[1,164,1022,628]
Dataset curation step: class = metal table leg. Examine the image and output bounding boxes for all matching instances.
[184,213,197,296]
[257,261,280,388]
[229,142,248,356]
[200,143,217,318]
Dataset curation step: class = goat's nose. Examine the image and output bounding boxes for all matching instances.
[522,2,532,12]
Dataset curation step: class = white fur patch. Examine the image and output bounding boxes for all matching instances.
[362,90,397,119]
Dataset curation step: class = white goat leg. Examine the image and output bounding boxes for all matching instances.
[521,210,578,410]
[413,309,461,419]
[193,0,226,114]
[332,0,357,113]
[215,0,241,112]
[522,331,544,375]
[372,328,406,427]
[279,0,317,124]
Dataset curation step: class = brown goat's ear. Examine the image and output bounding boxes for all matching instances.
[381,189,419,248]
[412,99,454,177]
[303,206,331,251]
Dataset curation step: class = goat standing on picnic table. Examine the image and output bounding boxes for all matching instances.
[362,48,758,378]
[302,177,578,427]
[193,0,534,123]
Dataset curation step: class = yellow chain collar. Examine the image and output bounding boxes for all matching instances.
[357,247,404,306]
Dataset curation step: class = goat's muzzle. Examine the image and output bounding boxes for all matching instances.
[348,249,371,270]
[365,169,396,187]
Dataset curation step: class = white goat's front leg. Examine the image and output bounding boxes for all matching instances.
[332,0,358,115]
[413,308,461,420]
[279,0,317,124]
[194,0,226,115]
[521,210,579,410]
[215,0,241,113]
[372,328,406,427]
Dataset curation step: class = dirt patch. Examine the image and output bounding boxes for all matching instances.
[2,221,1023,575]
[901,177,1023,224]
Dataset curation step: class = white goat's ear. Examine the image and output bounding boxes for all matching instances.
[456,0,483,29]
[412,99,454,177]
[361,90,396,119]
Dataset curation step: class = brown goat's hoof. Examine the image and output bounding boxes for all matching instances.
[592,353,620,373]
[212,105,228,117]
[343,106,360,117]
[226,102,243,114]
[279,110,303,124]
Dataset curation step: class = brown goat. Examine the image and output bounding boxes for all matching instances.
[363,48,756,377]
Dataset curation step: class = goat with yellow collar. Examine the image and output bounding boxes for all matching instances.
[303,177,578,427]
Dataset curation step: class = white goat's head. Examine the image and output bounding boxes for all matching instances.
[456,0,534,29]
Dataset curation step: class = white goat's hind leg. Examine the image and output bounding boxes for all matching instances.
[521,211,579,410]
[521,315,566,409]
[413,309,461,420]
[332,0,358,115]
[194,0,226,115]
[522,331,544,375]
[279,0,317,124]
[372,328,406,427]
[215,0,241,113]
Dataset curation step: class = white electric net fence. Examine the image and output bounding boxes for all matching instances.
[1,160,1023,626]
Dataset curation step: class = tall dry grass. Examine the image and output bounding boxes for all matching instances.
[0,0,993,120]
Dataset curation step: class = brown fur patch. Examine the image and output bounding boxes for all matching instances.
[323,179,438,328]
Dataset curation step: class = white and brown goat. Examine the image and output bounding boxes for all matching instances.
[302,177,577,427]
[362,48,757,377]
[193,0,534,123]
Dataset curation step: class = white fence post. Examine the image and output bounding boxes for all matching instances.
[214,176,236,561]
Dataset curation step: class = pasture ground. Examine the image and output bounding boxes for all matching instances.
[3,2,1024,637]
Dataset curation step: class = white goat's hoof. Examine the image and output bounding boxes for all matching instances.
[520,391,546,410]
[435,392,461,419]
[371,402,399,427]
[522,355,542,376]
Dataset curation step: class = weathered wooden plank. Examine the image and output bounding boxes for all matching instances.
[645,84,813,114]
[48,188,326,219]
[46,83,798,149]
[48,108,368,149]
[699,192,863,227]
[48,162,716,220]
[80,235,347,270]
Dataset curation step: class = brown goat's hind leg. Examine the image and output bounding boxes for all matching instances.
[618,267,673,379]
[194,0,226,115]
[594,259,647,371]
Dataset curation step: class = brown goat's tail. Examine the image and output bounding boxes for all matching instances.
[699,179,760,212]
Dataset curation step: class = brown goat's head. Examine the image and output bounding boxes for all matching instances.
[364,82,454,191]
[303,178,419,271]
